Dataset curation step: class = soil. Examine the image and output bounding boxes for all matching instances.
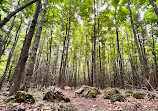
[0,86,158,111]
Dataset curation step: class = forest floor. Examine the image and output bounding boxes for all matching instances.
[0,86,158,111]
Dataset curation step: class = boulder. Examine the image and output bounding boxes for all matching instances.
[103,87,125,102]
[7,91,35,104]
[43,87,70,102]
[133,92,146,99]
[75,85,101,98]
[125,90,133,97]
[52,104,77,111]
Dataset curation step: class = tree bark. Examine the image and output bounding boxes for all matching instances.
[9,0,41,96]
[127,0,151,90]
[92,0,97,87]
[62,0,71,88]
[149,0,158,16]
[22,0,47,91]
[0,15,3,61]
[0,0,38,28]
[0,0,20,59]
[0,17,16,59]
[0,18,22,89]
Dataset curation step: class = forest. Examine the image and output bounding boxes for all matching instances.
[0,0,158,110]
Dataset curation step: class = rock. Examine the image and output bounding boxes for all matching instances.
[75,85,88,95]
[103,87,120,99]
[103,87,125,102]
[125,90,133,94]
[125,90,133,97]
[7,91,35,104]
[133,92,146,99]
[52,104,77,111]
[43,87,70,102]
[75,85,101,98]
[110,94,125,102]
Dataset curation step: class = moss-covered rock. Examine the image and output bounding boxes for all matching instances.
[103,88,120,99]
[7,91,35,104]
[110,94,125,102]
[125,90,133,94]
[125,90,133,97]
[133,92,146,99]
[103,87,125,102]
[52,104,77,111]
[75,85,101,98]
[43,87,70,102]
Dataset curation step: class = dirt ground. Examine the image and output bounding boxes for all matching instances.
[0,87,158,111]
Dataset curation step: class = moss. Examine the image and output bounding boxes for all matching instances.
[52,104,77,111]
[125,90,133,97]
[43,90,70,103]
[133,92,146,99]
[6,95,16,102]
[7,91,35,104]
[103,87,120,99]
[125,90,133,94]
[103,87,125,102]
[110,94,125,102]
[81,86,101,98]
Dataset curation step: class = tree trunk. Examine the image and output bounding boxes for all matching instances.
[85,30,91,85]
[58,26,67,87]
[22,0,47,91]
[0,0,20,59]
[0,17,16,59]
[0,0,38,28]
[149,0,158,16]
[0,15,3,61]
[0,18,22,89]
[9,0,41,96]
[52,31,61,84]
[62,0,71,88]
[127,0,151,90]
[151,24,158,87]
[92,0,97,87]
[115,22,124,89]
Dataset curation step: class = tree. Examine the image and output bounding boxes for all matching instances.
[21,0,48,91]
[0,0,38,28]
[9,0,41,95]
[149,0,158,16]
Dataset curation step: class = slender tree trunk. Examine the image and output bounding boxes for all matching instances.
[9,0,41,95]
[58,25,67,87]
[0,17,16,59]
[127,0,150,90]
[0,0,21,59]
[115,9,124,89]
[149,0,158,16]
[0,15,3,61]
[52,32,61,84]
[91,0,97,87]
[85,30,91,85]
[0,18,22,89]
[151,24,158,87]
[112,37,118,87]
[7,55,16,82]
[0,0,38,28]
[61,0,71,88]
